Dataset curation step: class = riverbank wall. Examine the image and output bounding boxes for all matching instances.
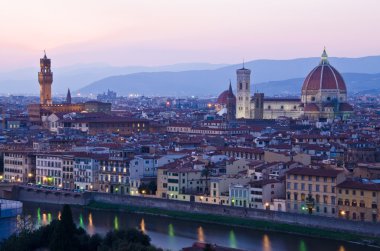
[8,185,380,238]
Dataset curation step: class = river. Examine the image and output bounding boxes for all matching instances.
[0,202,377,251]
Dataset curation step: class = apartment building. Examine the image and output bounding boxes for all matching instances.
[337,179,380,222]
[36,154,64,186]
[3,151,36,183]
[73,154,101,191]
[249,179,285,209]
[286,167,346,216]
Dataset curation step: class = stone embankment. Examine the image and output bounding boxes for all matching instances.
[6,185,380,238]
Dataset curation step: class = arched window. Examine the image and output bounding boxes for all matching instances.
[239,82,242,90]
[344,199,350,206]
[268,105,271,110]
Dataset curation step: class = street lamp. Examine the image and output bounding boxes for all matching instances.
[305,194,315,215]
[264,202,270,210]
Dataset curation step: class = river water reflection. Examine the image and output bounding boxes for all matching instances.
[0,202,377,251]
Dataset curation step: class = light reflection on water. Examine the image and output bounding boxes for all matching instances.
[197,226,204,243]
[1,203,377,251]
[114,216,119,230]
[263,234,271,251]
[140,218,146,233]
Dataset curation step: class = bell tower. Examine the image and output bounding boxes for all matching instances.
[38,51,53,105]
[236,63,251,119]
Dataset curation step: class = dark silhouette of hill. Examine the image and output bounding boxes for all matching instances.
[78,56,380,96]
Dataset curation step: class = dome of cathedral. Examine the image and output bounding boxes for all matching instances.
[217,88,235,105]
[301,49,347,94]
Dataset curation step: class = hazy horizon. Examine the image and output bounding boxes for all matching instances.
[1,0,380,71]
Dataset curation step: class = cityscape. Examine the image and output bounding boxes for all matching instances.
[0,1,380,251]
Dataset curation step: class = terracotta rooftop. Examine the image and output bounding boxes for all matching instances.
[286,167,344,177]
[337,179,380,191]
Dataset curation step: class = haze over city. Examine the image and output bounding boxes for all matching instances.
[1,0,380,71]
[0,2,380,251]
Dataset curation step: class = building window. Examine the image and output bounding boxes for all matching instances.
[359,201,365,208]
[352,200,357,207]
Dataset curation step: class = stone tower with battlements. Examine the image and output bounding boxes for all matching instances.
[38,52,53,105]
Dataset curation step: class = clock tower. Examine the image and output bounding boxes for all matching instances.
[38,51,53,105]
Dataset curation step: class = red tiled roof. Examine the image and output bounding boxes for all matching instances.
[286,167,344,177]
[339,102,354,112]
[302,64,347,92]
[337,180,380,191]
[304,103,319,112]
[217,90,236,105]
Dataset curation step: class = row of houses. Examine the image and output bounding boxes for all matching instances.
[3,148,380,223]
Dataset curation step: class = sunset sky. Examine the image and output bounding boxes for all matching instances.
[0,0,379,70]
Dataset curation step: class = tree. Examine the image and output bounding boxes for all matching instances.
[138,181,157,195]
[201,163,212,194]
[0,205,163,251]
[147,181,157,195]
[49,204,79,251]
[16,213,34,234]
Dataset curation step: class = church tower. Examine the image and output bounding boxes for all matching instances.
[66,88,72,104]
[38,51,53,105]
[236,64,251,119]
[226,81,236,121]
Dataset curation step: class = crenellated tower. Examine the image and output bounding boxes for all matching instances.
[38,51,53,105]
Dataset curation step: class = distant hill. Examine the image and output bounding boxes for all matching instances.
[78,56,380,97]
[2,55,380,96]
[0,62,227,95]
[255,73,380,96]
